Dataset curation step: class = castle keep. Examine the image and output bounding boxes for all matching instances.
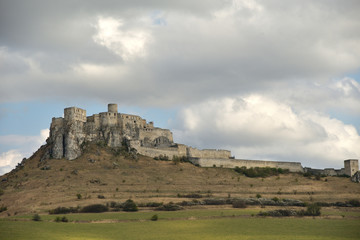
[47,104,359,180]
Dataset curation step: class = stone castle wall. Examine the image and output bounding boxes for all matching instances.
[187,147,231,159]
[190,158,304,172]
[139,128,174,144]
[134,145,187,159]
[303,167,346,176]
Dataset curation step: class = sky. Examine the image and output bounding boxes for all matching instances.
[1,0,360,175]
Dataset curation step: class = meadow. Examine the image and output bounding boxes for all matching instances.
[1,208,359,240]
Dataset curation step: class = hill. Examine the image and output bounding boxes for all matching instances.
[1,143,360,216]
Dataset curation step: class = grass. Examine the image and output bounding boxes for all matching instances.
[1,215,359,240]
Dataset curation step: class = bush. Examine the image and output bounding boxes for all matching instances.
[61,216,69,222]
[177,193,203,198]
[49,206,79,214]
[305,203,321,216]
[347,199,360,207]
[256,194,262,199]
[234,166,289,178]
[55,216,61,222]
[97,195,105,199]
[81,204,108,213]
[151,214,158,221]
[32,214,41,221]
[154,155,169,161]
[123,199,138,212]
[232,200,247,208]
[156,202,183,211]
[258,209,297,217]
[172,155,190,163]
[138,202,163,208]
[179,200,202,206]
[203,198,227,205]
[76,193,82,200]
[0,205,7,213]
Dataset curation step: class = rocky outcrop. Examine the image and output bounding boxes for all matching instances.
[352,171,360,183]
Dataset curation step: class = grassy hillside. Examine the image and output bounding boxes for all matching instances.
[1,143,359,216]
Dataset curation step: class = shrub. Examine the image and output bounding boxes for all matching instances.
[97,195,105,199]
[203,198,227,205]
[151,214,158,221]
[179,200,201,206]
[32,214,41,221]
[55,216,61,222]
[258,209,297,217]
[154,155,169,161]
[138,202,163,208]
[0,189,4,196]
[0,205,7,213]
[232,200,247,208]
[177,193,203,198]
[256,194,262,199]
[272,197,280,202]
[156,202,183,211]
[347,199,360,207]
[76,193,82,200]
[234,166,289,178]
[61,216,69,222]
[81,204,108,213]
[49,206,79,214]
[123,199,138,212]
[305,203,321,216]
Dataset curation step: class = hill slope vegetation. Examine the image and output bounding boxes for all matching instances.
[1,143,359,216]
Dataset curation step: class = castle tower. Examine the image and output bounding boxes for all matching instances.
[108,103,118,113]
[344,159,359,177]
[64,107,86,122]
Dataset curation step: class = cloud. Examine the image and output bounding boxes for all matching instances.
[0,1,360,106]
[92,16,151,61]
[172,95,360,169]
[0,129,49,175]
[0,150,23,175]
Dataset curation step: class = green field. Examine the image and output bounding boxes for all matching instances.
[1,209,359,240]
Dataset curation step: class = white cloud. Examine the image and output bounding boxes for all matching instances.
[172,95,360,169]
[92,16,151,61]
[0,150,23,175]
[0,129,48,175]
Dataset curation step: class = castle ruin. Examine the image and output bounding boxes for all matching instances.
[47,104,359,180]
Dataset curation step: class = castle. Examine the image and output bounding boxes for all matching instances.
[47,104,359,180]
